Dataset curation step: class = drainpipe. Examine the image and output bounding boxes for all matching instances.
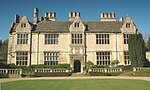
[115,33,118,60]
[29,31,32,66]
[37,32,39,64]
[84,31,87,69]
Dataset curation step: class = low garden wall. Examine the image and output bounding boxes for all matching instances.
[89,68,122,73]
[89,68,123,76]
[0,69,22,75]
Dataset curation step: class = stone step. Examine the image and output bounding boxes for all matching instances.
[71,73,88,77]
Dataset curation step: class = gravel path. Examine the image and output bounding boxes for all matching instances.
[1,76,150,83]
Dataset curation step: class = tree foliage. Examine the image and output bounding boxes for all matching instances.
[0,39,8,63]
[128,33,146,67]
[111,60,120,67]
[146,36,150,51]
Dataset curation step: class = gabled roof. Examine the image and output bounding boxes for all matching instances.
[9,20,124,33]
[84,21,123,33]
[9,23,18,33]
[35,20,72,33]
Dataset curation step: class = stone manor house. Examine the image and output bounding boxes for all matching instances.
[7,8,138,73]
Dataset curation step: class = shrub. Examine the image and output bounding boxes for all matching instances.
[118,65,133,71]
[92,65,109,68]
[89,72,122,76]
[21,72,35,77]
[30,64,70,69]
[133,68,150,77]
[34,72,70,77]
[0,73,9,78]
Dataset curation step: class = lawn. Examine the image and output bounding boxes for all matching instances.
[1,79,150,90]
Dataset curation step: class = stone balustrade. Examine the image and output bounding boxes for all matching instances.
[0,69,22,75]
[89,68,122,73]
[35,68,70,73]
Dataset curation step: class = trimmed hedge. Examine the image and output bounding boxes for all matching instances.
[30,64,70,69]
[117,65,133,71]
[34,72,70,77]
[89,72,122,76]
[92,65,109,68]
[0,73,9,78]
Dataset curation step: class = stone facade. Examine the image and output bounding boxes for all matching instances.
[7,8,138,73]
[146,52,150,62]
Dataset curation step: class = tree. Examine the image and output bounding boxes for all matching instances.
[128,33,146,67]
[0,39,8,63]
[146,36,150,51]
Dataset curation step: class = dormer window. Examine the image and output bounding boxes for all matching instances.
[75,23,79,27]
[126,23,131,28]
[21,23,26,28]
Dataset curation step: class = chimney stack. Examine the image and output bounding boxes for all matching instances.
[44,12,56,21]
[119,17,124,21]
[69,12,80,21]
[33,7,39,24]
[40,17,44,21]
[100,12,116,21]
[14,14,20,23]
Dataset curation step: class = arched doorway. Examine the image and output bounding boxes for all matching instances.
[74,60,81,72]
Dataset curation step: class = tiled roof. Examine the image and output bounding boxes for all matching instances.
[9,23,18,33]
[84,21,123,33]
[35,21,72,33]
[10,20,124,33]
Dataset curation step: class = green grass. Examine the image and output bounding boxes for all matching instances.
[120,68,150,77]
[134,68,150,77]
[1,79,150,90]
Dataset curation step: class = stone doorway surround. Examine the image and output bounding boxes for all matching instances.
[70,54,85,73]
[74,60,81,72]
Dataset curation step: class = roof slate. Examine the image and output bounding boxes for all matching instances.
[35,21,72,33]
[10,20,124,33]
[84,21,123,33]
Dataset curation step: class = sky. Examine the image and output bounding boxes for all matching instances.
[0,0,150,40]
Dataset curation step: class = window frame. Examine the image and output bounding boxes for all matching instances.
[45,34,59,44]
[96,34,110,44]
[17,34,28,44]
[124,34,129,44]
[71,33,82,44]
[74,23,79,27]
[16,51,28,66]
[124,51,131,65]
[126,23,131,28]
[44,52,59,65]
[96,51,111,65]
[21,23,26,28]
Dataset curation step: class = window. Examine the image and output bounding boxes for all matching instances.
[17,34,28,44]
[74,23,79,27]
[126,23,131,28]
[44,52,59,65]
[124,51,131,65]
[96,34,110,44]
[96,51,110,65]
[45,34,59,44]
[16,51,28,66]
[21,23,26,28]
[124,34,129,44]
[71,33,82,44]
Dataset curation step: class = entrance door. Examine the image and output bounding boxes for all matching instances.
[74,60,81,72]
